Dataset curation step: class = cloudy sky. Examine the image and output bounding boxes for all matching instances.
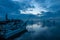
[0,0,60,14]
[12,0,60,14]
[0,0,60,20]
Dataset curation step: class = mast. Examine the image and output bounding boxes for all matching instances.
[6,13,8,21]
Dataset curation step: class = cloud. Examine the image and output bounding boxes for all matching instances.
[35,0,60,12]
[0,0,60,20]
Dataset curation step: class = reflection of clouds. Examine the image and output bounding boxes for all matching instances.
[26,22,48,33]
[26,24,41,32]
[26,22,50,39]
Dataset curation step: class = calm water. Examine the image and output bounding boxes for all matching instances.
[14,22,51,40]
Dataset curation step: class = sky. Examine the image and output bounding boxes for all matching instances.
[12,0,60,14]
[13,0,48,15]
[0,0,60,15]
[19,0,48,15]
[0,0,60,20]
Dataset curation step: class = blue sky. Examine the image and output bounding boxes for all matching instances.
[0,0,60,14]
[0,0,60,20]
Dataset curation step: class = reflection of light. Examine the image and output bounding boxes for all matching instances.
[26,22,42,32]
[26,22,48,32]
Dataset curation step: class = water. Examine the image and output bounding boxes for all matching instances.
[26,22,48,32]
[14,22,49,40]
[14,19,60,40]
